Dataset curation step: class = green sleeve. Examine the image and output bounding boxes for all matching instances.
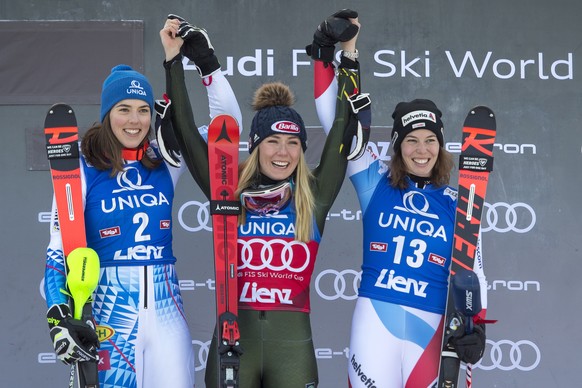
[164,57,211,200]
[312,66,359,233]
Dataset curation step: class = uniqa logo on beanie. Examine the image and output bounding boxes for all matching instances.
[127,80,148,97]
[271,120,301,134]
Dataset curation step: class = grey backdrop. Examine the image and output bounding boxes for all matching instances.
[1,0,579,387]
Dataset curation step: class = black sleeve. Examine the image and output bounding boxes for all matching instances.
[312,64,360,233]
[164,56,211,200]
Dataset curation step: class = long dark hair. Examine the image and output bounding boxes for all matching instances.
[389,147,455,189]
[81,114,160,175]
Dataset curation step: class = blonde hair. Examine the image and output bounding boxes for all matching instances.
[236,151,315,242]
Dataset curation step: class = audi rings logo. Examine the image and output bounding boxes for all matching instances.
[192,339,211,371]
[238,238,310,272]
[178,201,212,232]
[476,339,541,371]
[482,202,536,233]
[315,269,361,301]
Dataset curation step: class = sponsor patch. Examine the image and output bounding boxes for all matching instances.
[160,220,170,229]
[271,120,300,134]
[428,253,446,267]
[100,226,120,238]
[96,324,115,342]
[370,242,388,252]
[401,110,437,127]
[98,349,111,371]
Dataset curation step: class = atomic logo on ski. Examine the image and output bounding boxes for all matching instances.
[208,114,243,388]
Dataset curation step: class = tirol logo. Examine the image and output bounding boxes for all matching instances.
[100,226,120,238]
[127,80,147,97]
[428,252,446,267]
[271,120,300,134]
[370,242,387,252]
[401,110,437,127]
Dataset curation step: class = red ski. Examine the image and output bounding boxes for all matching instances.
[207,114,243,388]
[45,103,99,388]
[435,106,497,388]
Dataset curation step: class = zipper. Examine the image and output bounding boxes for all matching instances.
[143,265,148,309]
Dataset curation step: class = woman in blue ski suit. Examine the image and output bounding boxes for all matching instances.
[44,16,241,388]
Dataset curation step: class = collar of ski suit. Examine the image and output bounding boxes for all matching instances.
[122,140,149,161]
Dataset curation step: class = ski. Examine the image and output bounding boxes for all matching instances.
[207,114,243,388]
[435,106,497,388]
[45,103,99,388]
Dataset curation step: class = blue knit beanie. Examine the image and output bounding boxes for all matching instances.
[249,106,307,154]
[100,64,154,123]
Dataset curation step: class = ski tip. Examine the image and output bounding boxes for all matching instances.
[208,114,241,143]
[47,103,75,116]
[45,103,77,128]
[210,113,239,127]
[468,105,495,119]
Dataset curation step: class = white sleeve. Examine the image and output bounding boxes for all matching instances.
[202,70,243,134]
[314,61,338,135]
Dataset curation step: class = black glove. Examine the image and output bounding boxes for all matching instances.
[167,14,220,77]
[344,92,371,161]
[154,96,181,168]
[306,9,359,62]
[47,304,99,365]
[450,323,486,364]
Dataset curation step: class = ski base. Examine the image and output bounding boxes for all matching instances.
[208,114,243,387]
[435,106,497,388]
[45,103,100,388]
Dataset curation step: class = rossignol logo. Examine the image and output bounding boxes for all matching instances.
[126,80,147,97]
[271,120,300,134]
[401,110,437,127]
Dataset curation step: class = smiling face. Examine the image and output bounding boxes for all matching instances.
[108,99,151,149]
[257,134,302,181]
[400,129,440,177]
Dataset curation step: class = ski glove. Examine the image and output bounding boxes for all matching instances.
[344,92,372,161]
[167,14,220,77]
[451,323,486,364]
[154,95,182,168]
[47,304,99,365]
[306,9,359,62]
